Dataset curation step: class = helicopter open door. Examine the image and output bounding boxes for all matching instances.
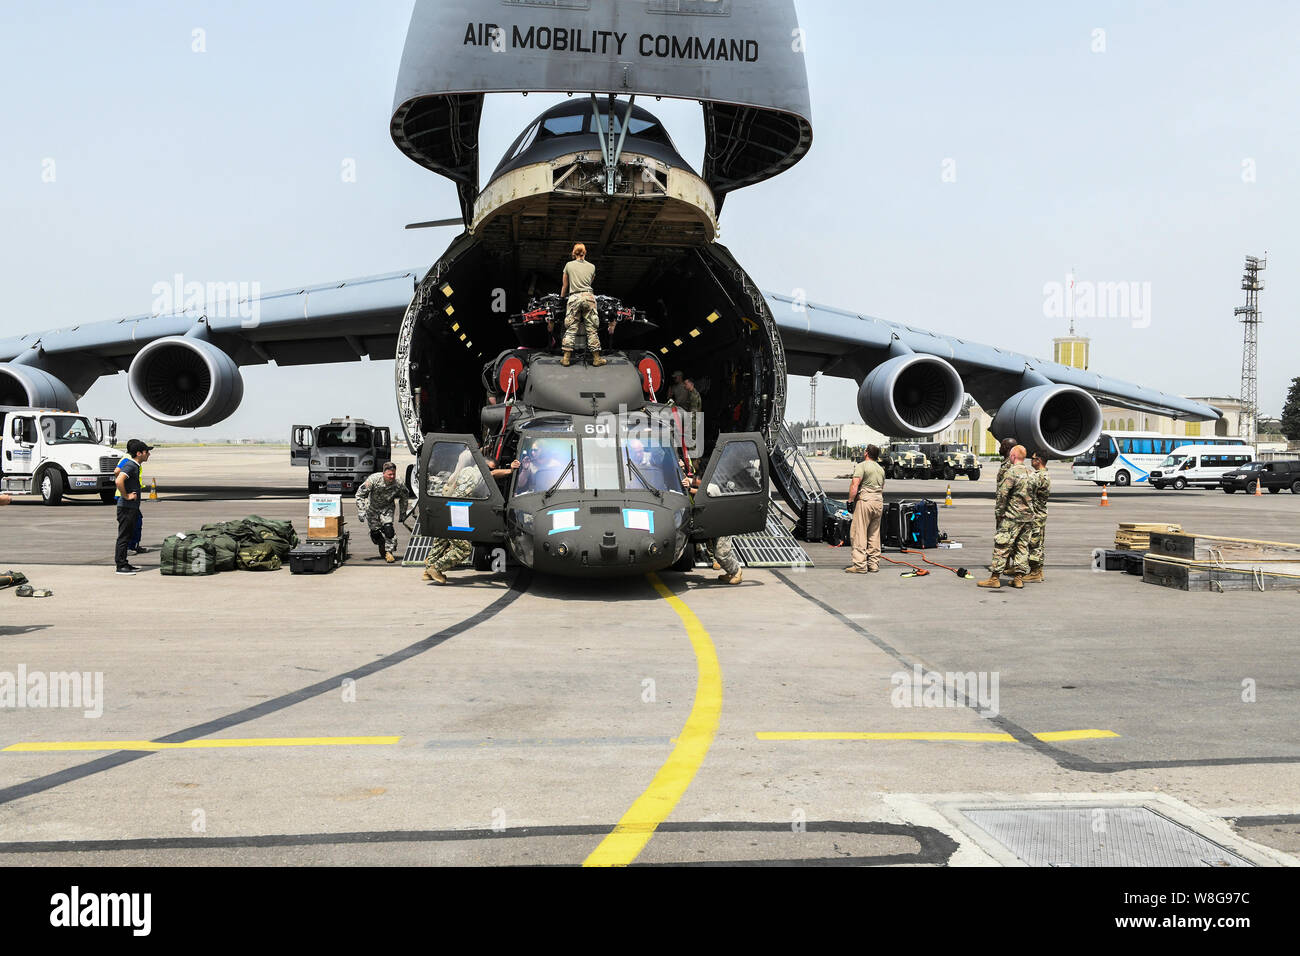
[415,434,506,544]
[689,432,770,541]
[290,425,313,466]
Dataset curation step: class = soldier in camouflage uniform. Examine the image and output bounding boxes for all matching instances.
[978,444,1034,589]
[355,462,413,563]
[1024,450,1051,582]
[993,436,1018,526]
[681,465,742,584]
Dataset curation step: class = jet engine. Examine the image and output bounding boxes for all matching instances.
[989,384,1102,458]
[0,363,77,410]
[127,336,244,427]
[856,354,964,437]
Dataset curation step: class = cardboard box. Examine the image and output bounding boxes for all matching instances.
[308,494,342,518]
[308,515,345,539]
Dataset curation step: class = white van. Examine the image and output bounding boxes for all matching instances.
[1149,444,1254,490]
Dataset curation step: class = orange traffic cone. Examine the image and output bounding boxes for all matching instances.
[943,484,953,507]
[149,479,158,500]
[1099,485,1110,506]
[1254,479,1262,497]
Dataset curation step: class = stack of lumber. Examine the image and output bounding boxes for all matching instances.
[1144,532,1300,592]
[1114,522,1181,551]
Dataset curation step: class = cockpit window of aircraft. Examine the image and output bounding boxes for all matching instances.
[589,110,659,137]
[513,436,578,496]
[40,415,97,445]
[425,441,490,500]
[542,113,586,136]
[705,441,763,497]
[623,432,685,495]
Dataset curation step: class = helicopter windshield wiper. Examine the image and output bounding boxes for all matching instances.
[544,454,576,500]
[625,457,662,499]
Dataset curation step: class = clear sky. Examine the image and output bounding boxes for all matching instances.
[2,1,1295,440]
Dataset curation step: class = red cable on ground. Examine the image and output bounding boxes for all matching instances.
[900,547,969,577]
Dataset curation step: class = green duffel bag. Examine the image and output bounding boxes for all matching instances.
[237,541,282,571]
[246,515,299,549]
[210,533,241,572]
[160,532,217,576]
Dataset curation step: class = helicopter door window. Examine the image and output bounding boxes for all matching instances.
[704,441,763,497]
[424,442,489,500]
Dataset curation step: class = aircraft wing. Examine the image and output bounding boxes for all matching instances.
[0,270,421,417]
[765,291,1221,423]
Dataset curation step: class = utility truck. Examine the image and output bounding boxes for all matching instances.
[1,406,121,505]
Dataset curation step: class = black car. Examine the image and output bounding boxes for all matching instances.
[1219,460,1300,494]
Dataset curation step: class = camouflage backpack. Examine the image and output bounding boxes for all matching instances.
[237,541,282,571]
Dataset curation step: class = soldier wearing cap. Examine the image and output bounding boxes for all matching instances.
[113,439,153,574]
[845,444,885,573]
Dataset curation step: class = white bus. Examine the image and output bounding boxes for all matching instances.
[1148,444,1254,490]
[1071,431,1248,486]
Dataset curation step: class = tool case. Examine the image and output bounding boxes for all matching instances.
[289,533,349,575]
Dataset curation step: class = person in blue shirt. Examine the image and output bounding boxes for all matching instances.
[114,440,152,574]
[114,452,148,554]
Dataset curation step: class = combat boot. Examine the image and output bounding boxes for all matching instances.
[1012,574,1025,588]
[976,576,1001,588]
[384,551,396,564]
[718,570,742,585]
[561,351,571,367]
[591,352,606,367]
[1022,568,1044,583]
[423,567,446,584]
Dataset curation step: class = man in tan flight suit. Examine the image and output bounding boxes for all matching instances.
[845,444,886,573]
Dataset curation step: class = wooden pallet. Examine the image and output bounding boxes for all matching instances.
[1147,531,1300,564]
[1143,554,1300,592]
[1114,522,1181,551]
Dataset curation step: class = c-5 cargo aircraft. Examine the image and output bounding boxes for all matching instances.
[0,0,1217,577]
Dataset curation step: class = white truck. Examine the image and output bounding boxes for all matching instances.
[1,406,122,505]
[290,417,392,494]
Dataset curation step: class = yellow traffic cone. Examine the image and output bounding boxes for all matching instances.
[1099,485,1110,506]
[943,484,953,507]
[149,479,158,500]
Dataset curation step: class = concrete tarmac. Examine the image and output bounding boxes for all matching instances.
[0,449,1297,866]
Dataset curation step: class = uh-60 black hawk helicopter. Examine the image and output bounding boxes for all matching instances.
[415,281,770,579]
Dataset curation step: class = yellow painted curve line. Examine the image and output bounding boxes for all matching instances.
[755,729,1118,742]
[3,736,401,753]
[583,572,721,867]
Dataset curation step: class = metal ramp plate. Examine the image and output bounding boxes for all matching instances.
[401,518,470,568]
[732,510,813,569]
[960,806,1252,867]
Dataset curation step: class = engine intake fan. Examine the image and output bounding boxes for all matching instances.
[857,354,964,437]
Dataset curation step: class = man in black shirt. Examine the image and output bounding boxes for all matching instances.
[114,440,152,574]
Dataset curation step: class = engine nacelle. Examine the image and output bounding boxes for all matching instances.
[127,336,244,427]
[989,384,1102,458]
[856,354,964,437]
[0,363,77,410]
